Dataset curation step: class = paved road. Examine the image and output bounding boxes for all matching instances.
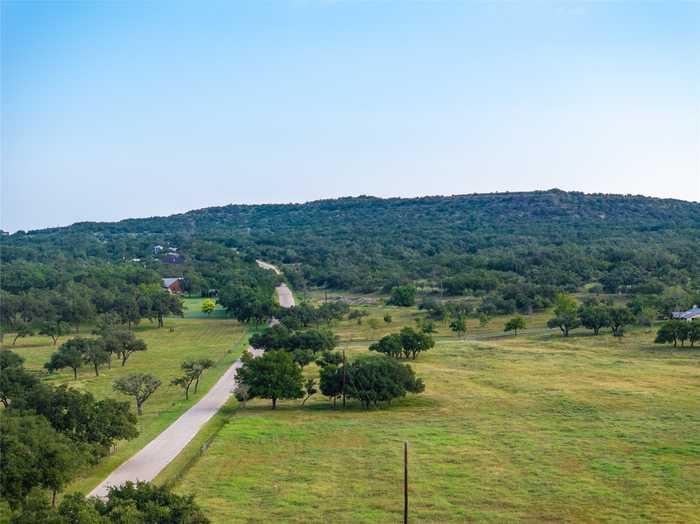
[89,283,293,498]
[276,283,295,308]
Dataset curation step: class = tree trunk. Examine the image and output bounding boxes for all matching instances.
[194,376,200,393]
[13,334,19,346]
[73,368,78,380]
[122,354,128,366]
[94,363,99,376]
[137,401,143,416]
[272,397,277,409]
[52,489,57,508]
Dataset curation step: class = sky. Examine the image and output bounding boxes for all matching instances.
[2,1,699,232]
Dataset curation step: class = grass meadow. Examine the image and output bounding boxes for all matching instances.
[172,325,700,523]
[1,306,247,495]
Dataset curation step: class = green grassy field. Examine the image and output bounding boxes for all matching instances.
[183,296,229,319]
[1,315,248,494]
[172,326,700,523]
[316,302,553,343]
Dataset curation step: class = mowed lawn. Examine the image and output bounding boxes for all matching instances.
[183,296,229,319]
[173,329,700,523]
[2,315,247,494]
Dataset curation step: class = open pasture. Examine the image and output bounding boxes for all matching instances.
[173,328,700,523]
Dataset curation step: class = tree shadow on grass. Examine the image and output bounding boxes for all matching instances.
[236,393,437,414]
[639,345,700,356]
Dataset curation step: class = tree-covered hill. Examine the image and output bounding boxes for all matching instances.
[3,190,699,307]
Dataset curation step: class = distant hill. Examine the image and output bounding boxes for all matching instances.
[4,190,699,300]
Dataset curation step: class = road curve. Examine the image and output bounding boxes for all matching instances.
[255,259,281,275]
[88,283,293,498]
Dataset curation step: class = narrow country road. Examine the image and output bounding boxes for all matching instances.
[276,283,295,308]
[255,259,281,275]
[89,280,292,499]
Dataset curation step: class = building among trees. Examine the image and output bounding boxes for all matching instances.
[162,277,184,294]
[672,306,700,321]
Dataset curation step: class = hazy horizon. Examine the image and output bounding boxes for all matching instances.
[3,1,699,232]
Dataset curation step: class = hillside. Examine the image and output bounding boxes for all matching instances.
[3,190,699,304]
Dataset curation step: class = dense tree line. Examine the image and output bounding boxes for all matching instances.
[3,190,698,306]
[0,350,138,510]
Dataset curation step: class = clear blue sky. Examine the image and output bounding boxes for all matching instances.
[2,1,699,232]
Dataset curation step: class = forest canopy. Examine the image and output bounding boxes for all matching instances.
[2,190,698,319]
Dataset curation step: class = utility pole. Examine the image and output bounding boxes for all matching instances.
[341,346,347,409]
[404,441,408,524]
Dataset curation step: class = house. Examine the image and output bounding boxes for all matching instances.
[162,277,184,294]
[153,245,164,255]
[163,252,184,264]
[672,305,700,321]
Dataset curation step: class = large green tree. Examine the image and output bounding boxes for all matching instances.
[387,285,417,307]
[0,413,83,509]
[399,327,435,359]
[578,304,610,335]
[236,350,304,409]
[45,339,84,379]
[345,356,425,409]
[547,294,580,337]
[504,316,527,336]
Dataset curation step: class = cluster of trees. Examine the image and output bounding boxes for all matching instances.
[275,301,350,329]
[217,284,277,324]
[369,327,435,359]
[0,350,139,510]
[547,294,647,337]
[1,234,284,344]
[250,324,337,368]
[7,481,209,524]
[44,327,148,379]
[219,290,352,328]
[388,285,417,307]
[236,349,425,411]
[1,281,184,346]
[318,355,425,409]
[655,320,700,347]
[237,323,425,409]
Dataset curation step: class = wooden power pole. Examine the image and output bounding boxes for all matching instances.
[404,441,409,524]
[341,347,347,409]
